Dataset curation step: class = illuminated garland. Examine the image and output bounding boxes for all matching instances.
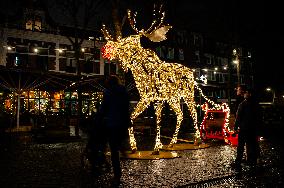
[101,8,231,153]
[102,38,202,152]
[195,83,231,133]
[34,90,50,114]
[89,92,103,113]
[102,30,201,153]
[5,93,16,114]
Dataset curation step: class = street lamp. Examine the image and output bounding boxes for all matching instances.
[233,49,240,86]
[266,87,275,104]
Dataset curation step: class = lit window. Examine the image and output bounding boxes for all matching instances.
[248,51,251,58]
[26,20,33,30]
[34,17,42,31]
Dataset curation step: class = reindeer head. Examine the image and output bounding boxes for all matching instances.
[101,5,172,72]
[101,30,141,72]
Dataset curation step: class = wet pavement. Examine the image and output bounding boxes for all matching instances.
[0,132,283,188]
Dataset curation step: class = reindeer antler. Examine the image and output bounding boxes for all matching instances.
[101,24,113,41]
[127,9,140,34]
[144,4,172,42]
[127,4,172,42]
[144,4,165,34]
[144,25,172,42]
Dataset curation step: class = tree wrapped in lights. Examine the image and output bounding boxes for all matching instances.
[101,6,201,153]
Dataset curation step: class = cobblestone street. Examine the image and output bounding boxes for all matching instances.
[0,132,283,188]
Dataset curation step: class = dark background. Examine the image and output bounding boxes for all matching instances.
[1,0,282,93]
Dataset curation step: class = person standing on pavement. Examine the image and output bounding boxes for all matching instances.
[233,87,261,167]
[97,75,131,184]
[234,85,245,115]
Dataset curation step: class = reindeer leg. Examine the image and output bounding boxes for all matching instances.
[129,99,151,153]
[168,100,183,147]
[184,98,201,145]
[152,102,164,155]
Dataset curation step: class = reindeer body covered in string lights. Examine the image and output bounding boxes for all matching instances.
[101,7,201,153]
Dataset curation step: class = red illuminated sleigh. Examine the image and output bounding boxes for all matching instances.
[199,103,238,146]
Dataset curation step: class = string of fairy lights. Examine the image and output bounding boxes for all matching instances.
[1,72,105,116]
[2,90,103,116]
[100,7,233,153]
[1,6,232,154]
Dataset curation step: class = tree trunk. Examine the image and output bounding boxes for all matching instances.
[111,0,125,84]
[111,0,122,40]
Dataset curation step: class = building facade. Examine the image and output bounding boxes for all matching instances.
[0,3,254,130]
[153,29,254,106]
[0,6,118,128]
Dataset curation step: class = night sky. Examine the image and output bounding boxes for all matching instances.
[1,0,282,93]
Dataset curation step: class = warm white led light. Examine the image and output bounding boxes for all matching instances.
[101,7,230,153]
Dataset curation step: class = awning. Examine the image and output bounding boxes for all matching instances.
[0,67,105,92]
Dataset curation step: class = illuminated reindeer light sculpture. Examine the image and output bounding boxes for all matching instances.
[101,7,201,154]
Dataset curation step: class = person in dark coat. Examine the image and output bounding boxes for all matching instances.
[86,112,109,172]
[97,75,131,183]
[234,85,245,115]
[233,87,260,167]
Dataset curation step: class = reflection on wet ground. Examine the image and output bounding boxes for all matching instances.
[0,133,283,187]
